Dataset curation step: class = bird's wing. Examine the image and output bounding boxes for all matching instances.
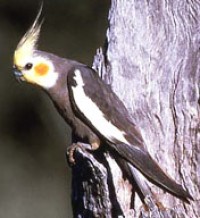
[67,65,144,147]
[67,65,192,202]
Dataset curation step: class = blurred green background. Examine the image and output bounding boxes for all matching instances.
[0,1,109,217]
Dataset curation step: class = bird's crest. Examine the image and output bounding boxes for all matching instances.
[14,5,43,67]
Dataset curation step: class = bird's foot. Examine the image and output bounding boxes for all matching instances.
[67,143,81,166]
[91,141,100,150]
[66,143,93,166]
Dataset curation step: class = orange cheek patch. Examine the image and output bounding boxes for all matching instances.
[34,63,49,76]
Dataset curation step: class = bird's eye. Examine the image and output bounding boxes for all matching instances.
[24,63,33,70]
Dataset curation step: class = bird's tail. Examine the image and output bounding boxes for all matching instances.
[113,143,193,203]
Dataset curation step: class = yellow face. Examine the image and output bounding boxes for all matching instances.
[13,7,58,89]
[13,54,58,89]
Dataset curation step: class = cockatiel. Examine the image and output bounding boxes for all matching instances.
[13,8,193,203]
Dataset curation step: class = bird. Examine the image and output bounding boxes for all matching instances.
[13,8,193,203]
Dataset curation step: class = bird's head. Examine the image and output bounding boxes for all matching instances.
[13,7,58,89]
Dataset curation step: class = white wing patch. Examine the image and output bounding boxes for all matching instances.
[71,69,130,145]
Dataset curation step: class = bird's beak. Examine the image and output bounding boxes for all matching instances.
[13,65,25,82]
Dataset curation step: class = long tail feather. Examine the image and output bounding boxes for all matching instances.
[113,143,193,203]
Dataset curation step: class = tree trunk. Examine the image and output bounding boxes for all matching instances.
[69,0,200,217]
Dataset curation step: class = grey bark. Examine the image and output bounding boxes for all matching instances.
[69,0,200,217]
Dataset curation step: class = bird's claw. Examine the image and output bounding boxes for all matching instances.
[67,143,82,166]
[66,143,93,166]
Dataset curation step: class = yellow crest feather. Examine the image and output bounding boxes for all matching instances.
[14,5,43,67]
